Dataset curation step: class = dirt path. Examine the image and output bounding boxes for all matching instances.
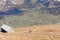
[0,24,60,40]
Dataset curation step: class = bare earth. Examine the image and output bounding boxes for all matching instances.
[0,24,60,40]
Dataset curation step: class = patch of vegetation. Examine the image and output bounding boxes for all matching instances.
[0,10,59,28]
[0,0,60,28]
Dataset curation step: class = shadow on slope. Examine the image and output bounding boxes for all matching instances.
[48,7,60,15]
[0,7,24,19]
[54,1,60,7]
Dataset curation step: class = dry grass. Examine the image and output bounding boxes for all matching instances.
[0,24,60,40]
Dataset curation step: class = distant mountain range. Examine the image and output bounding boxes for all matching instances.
[0,0,60,16]
[0,0,60,6]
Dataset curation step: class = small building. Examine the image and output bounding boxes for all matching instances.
[1,24,14,33]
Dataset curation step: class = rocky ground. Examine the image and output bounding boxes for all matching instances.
[0,24,60,40]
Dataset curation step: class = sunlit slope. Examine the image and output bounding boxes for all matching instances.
[0,24,60,40]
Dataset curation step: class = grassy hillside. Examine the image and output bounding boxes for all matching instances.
[0,0,60,28]
[0,10,60,28]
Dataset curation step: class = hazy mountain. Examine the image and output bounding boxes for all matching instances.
[0,0,60,15]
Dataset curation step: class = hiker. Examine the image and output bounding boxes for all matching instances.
[28,30,32,33]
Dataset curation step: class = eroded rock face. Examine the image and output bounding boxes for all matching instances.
[0,0,6,11]
[0,0,24,6]
[0,0,6,6]
[0,0,59,11]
